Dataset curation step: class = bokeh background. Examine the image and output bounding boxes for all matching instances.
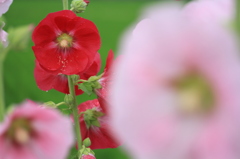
[3,0,190,158]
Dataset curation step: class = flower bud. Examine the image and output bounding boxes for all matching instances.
[64,94,74,106]
[83,137,91,147]
[80,154,96,159]
[71,0,89,13]
[43,101,56,108]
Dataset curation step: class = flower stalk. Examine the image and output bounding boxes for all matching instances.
[0,58,5,121]
[0,47,10,122]
[62,0,69,10]
[67,75,82,153]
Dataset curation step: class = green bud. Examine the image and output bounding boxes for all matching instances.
[7,24,34,51]
[83,137,91,147]
[43,101,56,108]
[83,109,104,129]
[64,94,74,106]
[71,74,80,83]
[71,0,89,14]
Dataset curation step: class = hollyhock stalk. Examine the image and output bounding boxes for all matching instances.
[0,57,4,121]
[0,47,10,121]
[68,75,82,150]
[62,0,68,10]
[61,0,83,156]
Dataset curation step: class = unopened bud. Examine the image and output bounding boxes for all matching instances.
[64,94,74,106]
[80,154,96,159]
[71,0,89,13]
[83,137,91,147]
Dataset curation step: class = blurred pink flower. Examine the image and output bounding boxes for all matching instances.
[0,22,8,47]
[110,2,240,159]
[0,100,74,159]
[182,0,234,24]
[0,0,13,16]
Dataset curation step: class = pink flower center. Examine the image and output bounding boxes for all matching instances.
[5,118,33,145]
[173,72,215,115]
[56,33,73,49]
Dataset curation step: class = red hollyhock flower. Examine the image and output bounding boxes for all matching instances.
[95,50,114,112]
[34,53,101,95]
[32,10,100,75]
[78,99,119,149]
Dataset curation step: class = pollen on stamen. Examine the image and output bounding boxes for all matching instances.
[60,39,69,48]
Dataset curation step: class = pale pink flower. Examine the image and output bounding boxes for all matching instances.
[0,100,74,159]
[110,2,240,159]
[182,0,234,24]
[0,22,8,47]
[0,0,13,16]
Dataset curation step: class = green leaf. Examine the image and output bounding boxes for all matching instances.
[91,119,101,127]
[79,82,93,95]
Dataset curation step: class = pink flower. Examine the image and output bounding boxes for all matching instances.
[0,0,13,16]
[182,0,234,24]
[0,22,8,47]
[78,99,119,149]
[0,100,74,159]
[110,2,240,159]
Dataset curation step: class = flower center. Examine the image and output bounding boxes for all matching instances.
[56,33,73,48]
[5,118,33,145]
[173,72,215,114]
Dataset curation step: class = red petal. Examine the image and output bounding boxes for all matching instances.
[60,49,89,75]
[34,60,84,95]
[32,25,56,46]
[80,52,101,79]
[33,46,62,71]
[32,10,76,45]
[105,50,114,73]
[87,121,120,149]
[78,100,120,149]
[74,28,101,54]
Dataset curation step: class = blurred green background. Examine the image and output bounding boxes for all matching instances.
[3,0,188,158]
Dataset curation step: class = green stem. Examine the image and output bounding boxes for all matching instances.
[56,102,66,107]
[236,0,240,37]
[67,75,82,152]
[0,47,9,122]
[62,0,69,10]
[0,58,4,121]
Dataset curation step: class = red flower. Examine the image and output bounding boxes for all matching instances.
[78,99,119,149]
[32,10,100,75]
[95,50,114,112]
[84,0,90,5]
[34,53,101,95]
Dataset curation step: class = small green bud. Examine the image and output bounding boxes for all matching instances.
[71,74,80,83]
[83,109,104,129]
[43,101,56,108]
[64,94,74,106]
[83,137,91,147]
[71,0,89,14]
